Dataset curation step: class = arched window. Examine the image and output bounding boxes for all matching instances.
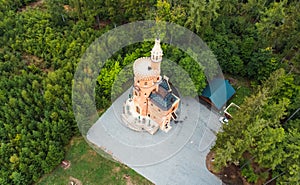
[172,106,175,111]
[136,106,140,114]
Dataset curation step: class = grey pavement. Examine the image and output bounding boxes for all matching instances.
[87,89,223,185]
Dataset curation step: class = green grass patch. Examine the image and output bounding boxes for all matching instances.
[225,74,253,106]
[225,103,240,115]
[230,85,252,106]
[36,137,153,185]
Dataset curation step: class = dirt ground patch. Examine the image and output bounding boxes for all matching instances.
[22,53,53,73]
[19,0,44,12]
[206,151,276,185]
[206,151,246,185]
[112,166,121,173]
[69,176,82,185]
[123,174,133,185]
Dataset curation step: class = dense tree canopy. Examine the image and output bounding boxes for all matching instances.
[0,0,299,184]
[212,69,300,184]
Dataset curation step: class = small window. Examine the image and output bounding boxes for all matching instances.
[144,82,147,85]
[144,93,147,96]
[158,109,160,112]
[137,80,140,83]
[135,91,138,96]
[151,103,153,106]
[172,106,175,111]
[144,102,146,105]
[148,114,150,117]
[136,106,140,114]
[157,77,159,80]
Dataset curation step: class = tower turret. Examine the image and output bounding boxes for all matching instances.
[122,38,180,134]
[151,38,163,71]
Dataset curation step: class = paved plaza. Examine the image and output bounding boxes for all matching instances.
[87,89,223,185]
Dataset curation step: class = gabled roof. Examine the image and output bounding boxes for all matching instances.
[201,79,236,110]
[149,78,177,111]
[159,79,170,91]
[149,92,178,111]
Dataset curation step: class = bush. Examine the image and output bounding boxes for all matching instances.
[241,164,259,183]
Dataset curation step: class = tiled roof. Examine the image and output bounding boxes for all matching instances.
[149,92,177,111]
[201,79,236,110]
[159,79,170,91]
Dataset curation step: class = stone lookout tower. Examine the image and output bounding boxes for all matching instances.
[122,38,180,134]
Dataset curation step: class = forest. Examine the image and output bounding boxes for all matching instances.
[0,0,299,184]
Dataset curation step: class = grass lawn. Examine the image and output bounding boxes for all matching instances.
[36,137,153,185]
[230,85,252,105]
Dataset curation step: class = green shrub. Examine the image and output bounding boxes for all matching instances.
[241,165,259,183]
